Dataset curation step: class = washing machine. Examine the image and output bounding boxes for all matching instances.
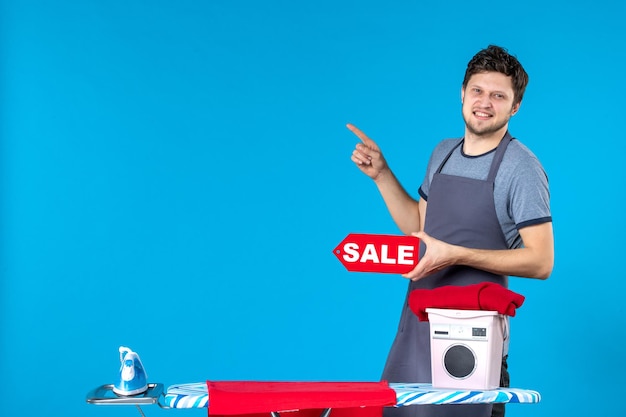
[426,308,507,390]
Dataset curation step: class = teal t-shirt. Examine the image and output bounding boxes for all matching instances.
[418,136,552,250]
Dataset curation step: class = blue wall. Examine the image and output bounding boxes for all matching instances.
[1,1,625,416]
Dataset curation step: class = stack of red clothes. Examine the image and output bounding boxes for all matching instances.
[409,282,525,321]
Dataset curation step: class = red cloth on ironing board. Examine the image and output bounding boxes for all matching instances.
[408,282,525,321]
[206,381,397,417]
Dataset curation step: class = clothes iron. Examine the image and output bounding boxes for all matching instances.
[112,346,148,396]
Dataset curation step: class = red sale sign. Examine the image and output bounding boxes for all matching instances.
[333,233,420,274]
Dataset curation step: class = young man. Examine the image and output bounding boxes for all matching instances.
[348,45,554,417]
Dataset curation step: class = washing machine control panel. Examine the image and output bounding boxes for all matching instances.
[432,323,488,341]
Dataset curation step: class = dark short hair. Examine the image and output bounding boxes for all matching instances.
[462,45,529,105]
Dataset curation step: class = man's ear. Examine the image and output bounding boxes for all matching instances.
[511,101,521,116]
[461,87,465,103]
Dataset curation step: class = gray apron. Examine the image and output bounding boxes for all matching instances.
[382,133,513,417]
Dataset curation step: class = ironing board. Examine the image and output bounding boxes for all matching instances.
[161,382,540,408]
[87,381,541,409]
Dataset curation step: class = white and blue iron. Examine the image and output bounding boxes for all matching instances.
[112,346,148,396]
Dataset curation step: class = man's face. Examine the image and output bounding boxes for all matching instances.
[461,71,520,138]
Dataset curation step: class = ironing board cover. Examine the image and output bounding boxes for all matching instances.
[160,382,541,409]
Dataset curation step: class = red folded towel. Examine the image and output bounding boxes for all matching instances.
[409,282,525,321]
[207,381,397,417]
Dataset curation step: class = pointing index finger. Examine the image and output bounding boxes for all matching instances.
[346,123,374,146]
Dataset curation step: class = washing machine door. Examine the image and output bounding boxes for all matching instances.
[443,344,476,379]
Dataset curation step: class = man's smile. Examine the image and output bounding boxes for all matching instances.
[473,110,493,119]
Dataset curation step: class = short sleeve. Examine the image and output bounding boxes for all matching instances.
[508,155,552,229]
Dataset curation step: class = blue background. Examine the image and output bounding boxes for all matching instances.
[1,1,625,416]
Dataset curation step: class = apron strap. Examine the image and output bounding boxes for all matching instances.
[435,139,463,174]
[486,131,514,183]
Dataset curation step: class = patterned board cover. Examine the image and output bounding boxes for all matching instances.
[160,382,540,409]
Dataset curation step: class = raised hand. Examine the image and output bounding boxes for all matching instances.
[347,123,389,181]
